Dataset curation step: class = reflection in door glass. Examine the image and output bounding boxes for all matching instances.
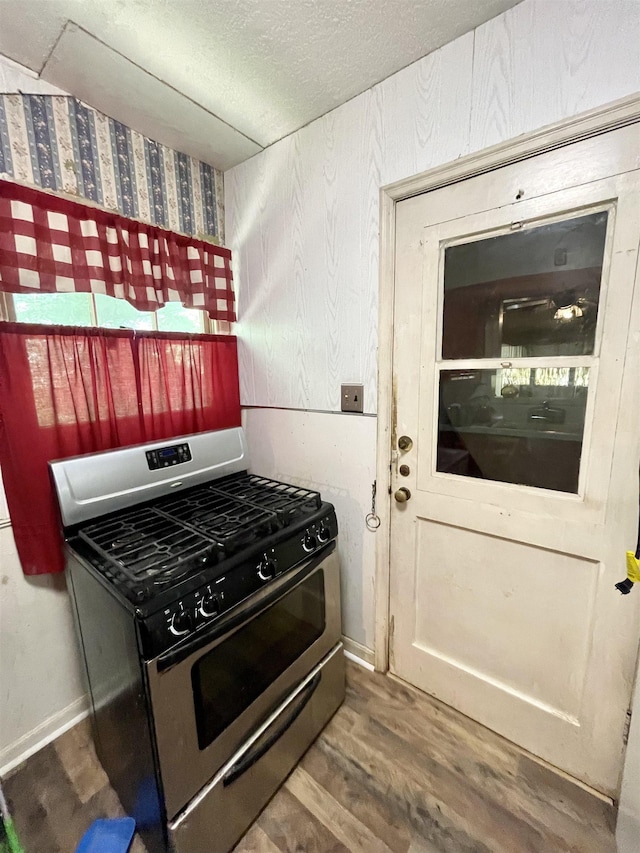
[442,212,608,360]
[437,368,590,493]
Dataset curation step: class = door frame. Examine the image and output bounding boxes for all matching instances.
[374,92,640,673]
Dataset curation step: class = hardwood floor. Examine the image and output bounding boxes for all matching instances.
[3,661,616,853]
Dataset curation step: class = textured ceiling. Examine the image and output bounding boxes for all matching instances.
[0,0,522,169]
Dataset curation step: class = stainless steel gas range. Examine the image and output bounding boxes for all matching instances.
[49,427,345,853]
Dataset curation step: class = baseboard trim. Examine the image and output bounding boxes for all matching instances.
[342,636,375,671]
[0,694,90,777]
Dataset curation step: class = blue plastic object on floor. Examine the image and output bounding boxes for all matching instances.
[75,818,136,853]
[132,776,161,829]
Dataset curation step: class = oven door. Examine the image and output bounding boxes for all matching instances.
[146,541,341,819]
[168,642,345,853]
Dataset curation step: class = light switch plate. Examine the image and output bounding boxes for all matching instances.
[341,383,364,413]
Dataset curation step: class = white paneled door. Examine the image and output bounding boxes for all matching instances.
[389,124,640,796]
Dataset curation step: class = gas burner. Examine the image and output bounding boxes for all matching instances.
[157,488,278,549]
[73,472,325,606]
[77,505,218,602]
[209,474,321,525]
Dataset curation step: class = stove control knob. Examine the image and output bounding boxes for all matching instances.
[169,610,192,637]
[258,558,277,582]
[302,533,317,552]
[317,523,330,543]
[198,592,220,619]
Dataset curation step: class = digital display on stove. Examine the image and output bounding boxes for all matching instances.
[146,442,192,470]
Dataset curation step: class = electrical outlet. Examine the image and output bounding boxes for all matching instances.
[341,383,364,413]
[554,247,568,266]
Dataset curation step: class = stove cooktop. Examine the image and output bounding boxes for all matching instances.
[69,472,328,610]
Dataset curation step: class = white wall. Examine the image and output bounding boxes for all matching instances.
[243,408,377,653]
[0,525,87,774]
[226,0,640,809]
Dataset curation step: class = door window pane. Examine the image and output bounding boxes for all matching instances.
[437,368,590,493]
[442,212,608,360]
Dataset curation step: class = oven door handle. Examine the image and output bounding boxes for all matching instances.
[222,671,322,787]
[156,540,335,672]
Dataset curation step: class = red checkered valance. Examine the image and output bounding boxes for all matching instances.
[0,180,236,321]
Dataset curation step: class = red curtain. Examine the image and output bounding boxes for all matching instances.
[0,180,236,321]
[0,322,241,575]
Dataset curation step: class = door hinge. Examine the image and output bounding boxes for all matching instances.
[623,707,633,745]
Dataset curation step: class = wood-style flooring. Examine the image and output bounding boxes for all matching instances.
[3,661,616,853]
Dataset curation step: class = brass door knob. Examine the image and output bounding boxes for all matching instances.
[394,487,412,503]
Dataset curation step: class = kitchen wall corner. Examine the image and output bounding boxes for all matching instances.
[242,407,376,653]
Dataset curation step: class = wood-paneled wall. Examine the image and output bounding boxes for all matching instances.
[242,408,377,650]
[226,0,640,413]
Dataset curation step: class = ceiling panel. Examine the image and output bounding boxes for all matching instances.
[41,24,262,171]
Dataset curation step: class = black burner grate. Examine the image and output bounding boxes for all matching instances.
[157,486,277,550]
[78,507,216,588]
[75,472,324,602]
[210,474,321,524]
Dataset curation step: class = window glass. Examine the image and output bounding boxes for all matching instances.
[442,212,608,360]
[10,293,214,334]
[156,301,205,333]
[192,571,325,750]
[12,292,93,326]
[94,294,154,330]
[437,368,590,493]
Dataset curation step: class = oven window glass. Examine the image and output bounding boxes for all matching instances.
[192,571,326,749]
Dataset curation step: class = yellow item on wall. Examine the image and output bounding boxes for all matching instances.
[626,551,640,583]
